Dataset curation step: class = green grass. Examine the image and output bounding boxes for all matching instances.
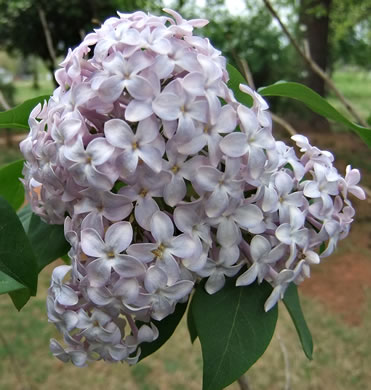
[13,79,54,106]
[0,265,370,390]
[328,68,371,126]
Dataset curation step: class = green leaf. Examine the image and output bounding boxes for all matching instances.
[0,270,25,294]
[17,205,69,272]
[17,204,32,231]
[227,64,254,108]
[0,159,25,211]
[138,301,187,361]
[0,196,38,296]
[258,81,371,147]
[9,288,31,311]
[283,283,313,360]
[187,302,197,344]
[0,95,50,129]
[191,279,278,390]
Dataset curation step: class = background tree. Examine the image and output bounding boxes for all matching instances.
[299,0,332,97]
[0,0,163,82]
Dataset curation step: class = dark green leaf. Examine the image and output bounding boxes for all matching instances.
[9,288,31,311]
[187,302,197,344]
[0,95,50,129]
[283,283,313,360]
[258,81,371,147]
[227,64,254,108]
[17,205,69,272]
[191,279,278,390]
[17,204,32,231]
[0,196,38,295]
[0,159,25,211]
[0,270,25,294]
[138,301,187,361]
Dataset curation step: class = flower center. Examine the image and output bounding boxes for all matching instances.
[139,188,148,197]
[152,243,166,258]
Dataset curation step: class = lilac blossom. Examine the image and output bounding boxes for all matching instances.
[19,8,365,366]
[81,222,146,287]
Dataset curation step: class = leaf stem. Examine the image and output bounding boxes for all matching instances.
[237,374,251,390]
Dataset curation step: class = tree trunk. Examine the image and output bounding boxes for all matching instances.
[300,0,332,97]
[300,0,332,130]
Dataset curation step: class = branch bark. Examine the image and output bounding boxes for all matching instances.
[0,90,11,110]
[234,53,298,137]
[262,0,368,128]
[276,331,291,390]
[37,7,57,70]
[237,374,251,390]
[0,90,13,147]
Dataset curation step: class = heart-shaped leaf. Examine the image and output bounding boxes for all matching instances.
[0,196,38,296]
[9,288,31,311]
[191,279,278,390]
[187,301,197,344]
[0,159,25,211]
[0,95,49,129]
[227,64,254,108]
[17,205,70,272]
[0,270,25,294]
[258,81,371,147]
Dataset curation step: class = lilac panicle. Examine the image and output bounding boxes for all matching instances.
[20,8,365,366]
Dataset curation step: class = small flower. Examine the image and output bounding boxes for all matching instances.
[81,222,146,287]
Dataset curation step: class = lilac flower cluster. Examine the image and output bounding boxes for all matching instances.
[20,9,365,366]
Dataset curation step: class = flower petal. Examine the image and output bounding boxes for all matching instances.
[105,222,133,253]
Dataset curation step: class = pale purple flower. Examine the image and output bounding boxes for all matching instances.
[64,136,116,190]
[104,116,163,175]
[236,235,286,286]
[163,142,205,206]
[74,188,133,223]
[152,78,208,141]
[340,165,366,201]
[220,105,275,178]
[81,222,146,287]
[195,158,243,217]
[119,168,170,230]
[50,338,88,367]
[198,247,242,294]
[50,265,78,306]
[275,208,309,267]
[93,50,154,103]
[274,171,304,221]
[264,260,305,312]
[178,103,236,166]
[143,265,193,320]
[127,211,196,284]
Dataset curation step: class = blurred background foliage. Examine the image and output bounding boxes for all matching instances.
[0,0,370,93]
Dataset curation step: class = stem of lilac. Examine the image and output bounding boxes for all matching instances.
[126,314,139,338]
[239,239,251,262]
[237,374,251,390]
[143,230,155,243]
[306,216,322,230]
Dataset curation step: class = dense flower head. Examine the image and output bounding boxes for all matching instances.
[20,9,365,366]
